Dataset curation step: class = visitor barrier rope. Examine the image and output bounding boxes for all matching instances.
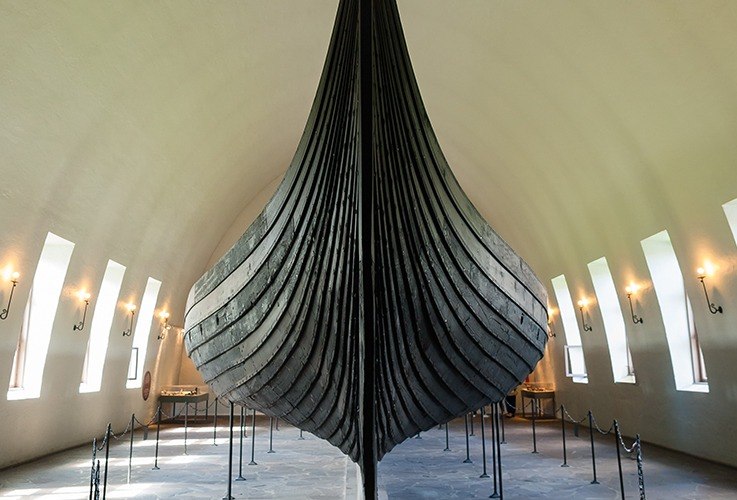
[84,395,645,500]
[591,414,614,435]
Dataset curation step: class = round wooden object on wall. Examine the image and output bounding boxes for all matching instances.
[142,371,152,401]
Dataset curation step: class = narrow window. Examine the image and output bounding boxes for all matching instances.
[551,274,588,383]
[7,233,75,400]
[641,230,708,392]
[587,257,635,383]
[79,260,126,393]
[125,277,161,389]
[722,197,737,244]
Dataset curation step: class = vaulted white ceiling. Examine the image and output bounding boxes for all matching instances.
[3,0,737,317]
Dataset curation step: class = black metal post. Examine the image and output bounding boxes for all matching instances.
[490,404,498,498]
[479,406,489,478]
[531,400,538,454]
[561,405,569,467]
[236,406,246,481]
[588,410,599,484]
[184,402,189,455]
[614,421,625,500]
[268,417,275,453]
[102,423,111,500]
[213,398,219,446]
[89,438,97,500]
[499,403,506,444]
[275,417,279,431]
[127,413,135,483]
[495,404,504,500]
[444,422,450,452]
[224,402,234,500]
[153,405,161,470]
[299,428,305,440]
[249,409,257,465]
[463,414,473,463]
[470,411,475,436]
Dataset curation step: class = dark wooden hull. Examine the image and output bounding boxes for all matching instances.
[184,0,547,496]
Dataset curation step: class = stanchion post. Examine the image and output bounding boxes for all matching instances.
[184,402,189,455]
[531,399,538,454]
[224,401,235,500]
[479,406,489,478]
[470,411,475,436]
[89,438,97,500]
[499,403,506,444]
[463,414,473,463]
[636,434,646,500]
[490,404,498,498]
[275,417,279,431]
[102,423,111,500]
[153,404,162,470]
[614,420,625,500]
[236,406,246,481]
[268,417,275,453]
[213,398,219,446]
[444,422,450,452]
[128,413,135,483]
[299,428,305,440]
[495,404,504,500]
[588,410,599,484]
[249,409,257,465]
[561,405,569,467]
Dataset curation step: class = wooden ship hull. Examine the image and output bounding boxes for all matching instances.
[183,0,548,496]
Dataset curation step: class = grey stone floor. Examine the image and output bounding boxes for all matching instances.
[1,413,736,499]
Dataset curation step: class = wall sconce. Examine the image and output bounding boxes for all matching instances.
[624,283,644,324]
[73,291,92,331]
[157,310,171,340]
[0,271,20,320]
[577,298,593,332]
[122,303,137,336]
[697,266,723,314]
[546,307,557,338]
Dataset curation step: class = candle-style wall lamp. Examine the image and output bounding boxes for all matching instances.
[697,265,723,314]
[73,291,92,331]
[624,283,644,324]
[547,307,557,338]
[0,271,20,320]
[122,303,137,336]
[157,310,171,340]
[577,297,593,332]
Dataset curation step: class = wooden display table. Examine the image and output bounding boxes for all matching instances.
[159,392,210,421]
[520,389,556,419]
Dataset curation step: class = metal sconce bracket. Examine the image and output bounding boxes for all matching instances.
[698,275,723,315]
[578,305,593,332]
[0,276,19,320]
[123,309,136,336]
[73,298,90,331]
[626,293,643,324]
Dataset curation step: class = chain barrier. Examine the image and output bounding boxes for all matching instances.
[591,414,614,435]
[617,431,639,454]
[556,405,588,424]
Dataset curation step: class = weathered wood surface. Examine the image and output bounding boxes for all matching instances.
[183,0,547,496]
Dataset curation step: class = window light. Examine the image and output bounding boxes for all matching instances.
[641,230,708,392]
[551,274,588,383]
[79,260,126,393]
[7,232,75,400]
[587,257,635,383]
[125,277,161,389]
